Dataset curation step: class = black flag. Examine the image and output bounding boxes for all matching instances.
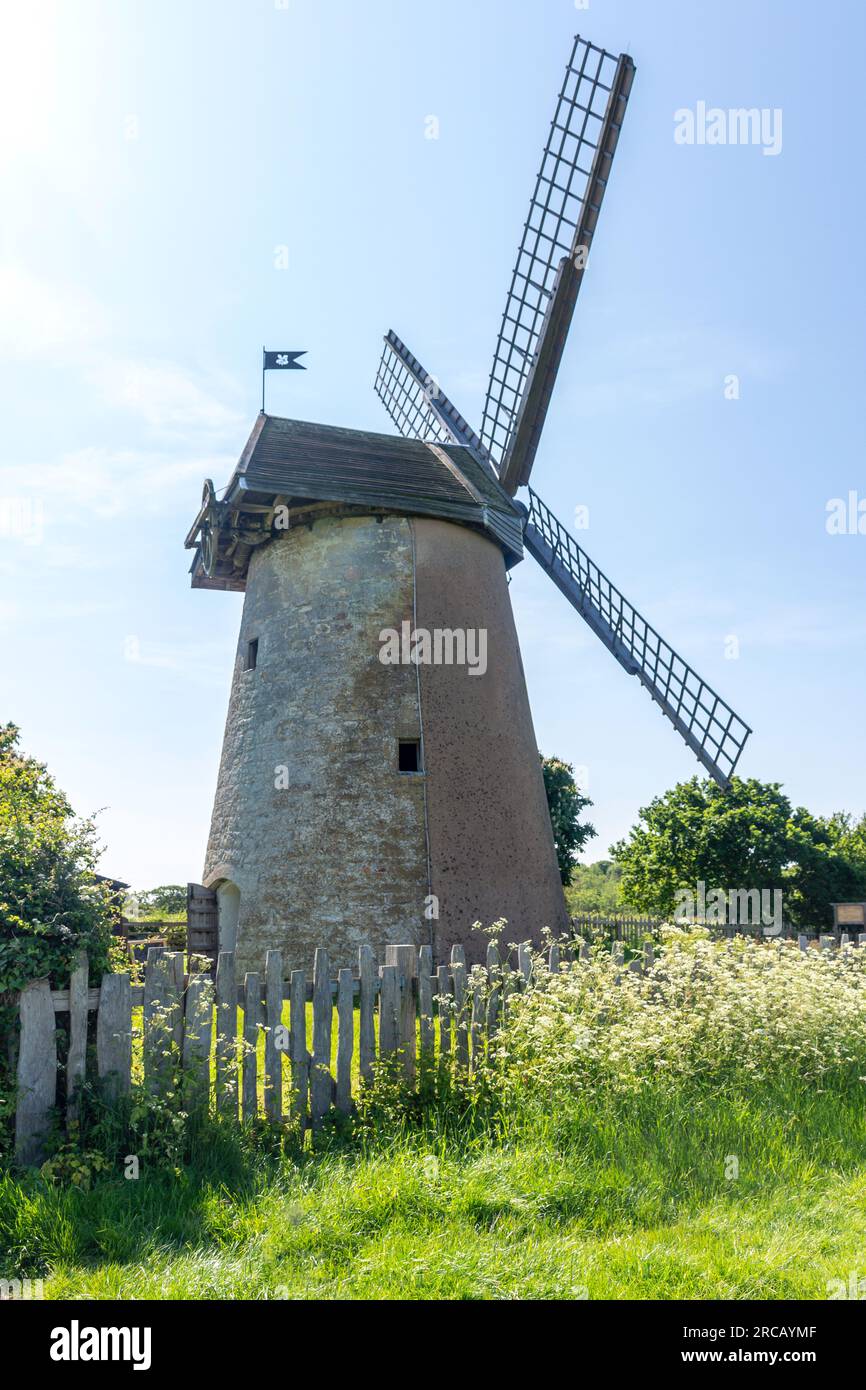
[263,350,306,370]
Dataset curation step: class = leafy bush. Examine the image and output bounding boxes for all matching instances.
[564,859,628,915]
[164,920,187,952]
[0,723,119,1156]
[0,723,115,992]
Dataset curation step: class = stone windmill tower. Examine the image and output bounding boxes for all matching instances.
[185,35,750,974]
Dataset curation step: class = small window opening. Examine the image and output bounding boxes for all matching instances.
[245,638,259,671]
[398,738,422,774]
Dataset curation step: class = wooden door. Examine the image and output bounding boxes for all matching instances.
[187,883,218,975]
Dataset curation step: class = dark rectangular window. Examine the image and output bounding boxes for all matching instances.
[398,739,421,773]
[245,638,259,671]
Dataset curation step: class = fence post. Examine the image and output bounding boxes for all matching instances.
[358,945,377,1084]
[15,979,56,1165]
[418,945,434,1076]
[450,946,469,1069]
[336,968,354,1114]
[182,973,214,1113]
[242,972,260,1123]
[379,964,399,1058]
[436,964,451,1062]
[97,972,132,1100]
[517,942,532,989]
[142,946,163,1088]
[290,969,308,1125]
[469,972,485,1072]
[264,950,283,1123]
[310,948,333,1126]
[385,944,417,1082]
[166,952,184,1054]
[144,951,182,1094]
[66,951,89,1126]
[487,941,501,1037]
[215,951,238,1117]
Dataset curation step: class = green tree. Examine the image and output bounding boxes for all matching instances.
[542,757,596,886]
[823,811,866,871]
[610,776,866,928]
[0,723,113,992]
[564,859,627,915]
[129,885,187,918]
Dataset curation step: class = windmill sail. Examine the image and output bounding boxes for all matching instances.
[481,37,635,494]
[523,488,751,788]
[375,330,495,468]
[373,333,752,787]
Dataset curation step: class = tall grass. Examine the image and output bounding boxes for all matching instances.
[2,928,866,1300]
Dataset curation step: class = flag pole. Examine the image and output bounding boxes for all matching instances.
[262,346,265,414]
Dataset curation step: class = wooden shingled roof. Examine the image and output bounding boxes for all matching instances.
[186,414,525,590]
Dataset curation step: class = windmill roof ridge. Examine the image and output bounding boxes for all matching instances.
[185,412,525,590]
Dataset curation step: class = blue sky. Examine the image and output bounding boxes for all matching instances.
[1,0,864,888]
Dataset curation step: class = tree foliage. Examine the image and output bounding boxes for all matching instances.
[127,885,187,919]
[611,776,866,928]
[0,723,114,992]
[541,757,596,886]
[564,860,627,915]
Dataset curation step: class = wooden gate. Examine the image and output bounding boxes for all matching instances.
[186,883,218,974]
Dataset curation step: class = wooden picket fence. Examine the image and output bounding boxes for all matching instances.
[12,938,541,1165]
[570,914,663,947]
[570,914,846,946]
[14,929,866,1165]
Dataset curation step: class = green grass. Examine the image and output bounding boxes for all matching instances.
[3,1081,865,1300]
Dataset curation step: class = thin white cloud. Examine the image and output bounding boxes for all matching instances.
[86,360,244,435]
[0,261,243,437]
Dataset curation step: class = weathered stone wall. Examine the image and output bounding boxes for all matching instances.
[204,510,567,974]
[412,518,569,964]
[204,515,430,974]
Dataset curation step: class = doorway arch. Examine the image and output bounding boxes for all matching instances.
[216,881,241,956]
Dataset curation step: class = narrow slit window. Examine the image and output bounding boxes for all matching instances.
[398,738,421,774]
[245,638,259,671]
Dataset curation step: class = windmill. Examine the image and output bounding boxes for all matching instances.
[186,34,750,973]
